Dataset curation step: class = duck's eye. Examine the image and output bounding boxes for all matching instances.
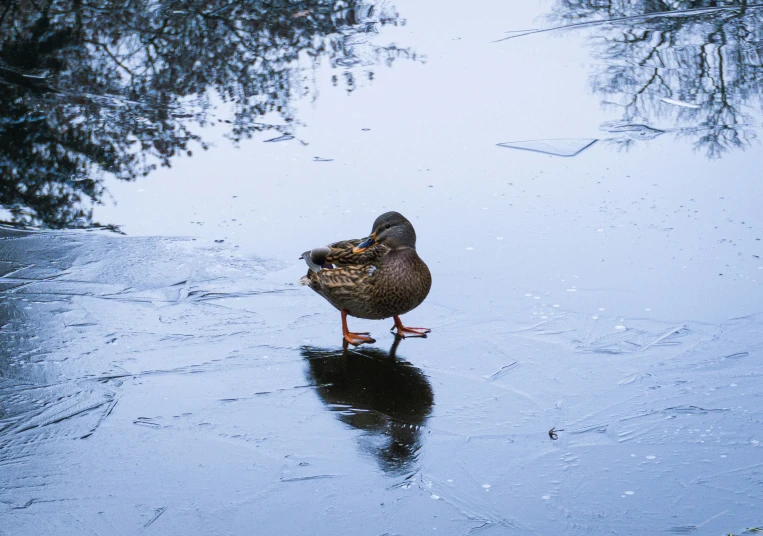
[384,224,391,230]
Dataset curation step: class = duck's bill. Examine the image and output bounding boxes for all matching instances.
[352,234,376,253]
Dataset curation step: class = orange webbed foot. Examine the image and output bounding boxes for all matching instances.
[343,332,376,345]
[341,310,375,345]
[391,315,431,338]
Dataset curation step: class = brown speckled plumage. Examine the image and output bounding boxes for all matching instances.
[300,212,432,343]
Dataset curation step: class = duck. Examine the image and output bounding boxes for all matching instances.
[300,211,432,345]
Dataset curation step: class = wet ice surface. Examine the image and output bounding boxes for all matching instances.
[2,228,762,535]
[3,0,763,534]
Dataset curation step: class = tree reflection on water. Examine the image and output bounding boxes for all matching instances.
[0,0,417,228]
[547,1,763,158]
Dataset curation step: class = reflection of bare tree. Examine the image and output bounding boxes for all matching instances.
[0,0,417,228]
[548,1,763,158]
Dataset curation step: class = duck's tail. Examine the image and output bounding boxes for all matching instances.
[300,246,331,273]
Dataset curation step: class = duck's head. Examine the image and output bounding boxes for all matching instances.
[353,211,416,253]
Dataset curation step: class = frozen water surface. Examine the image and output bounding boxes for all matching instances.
[496,139,598,157]
[2,1,763,535]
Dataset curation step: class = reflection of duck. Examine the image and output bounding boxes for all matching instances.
[302,338,434,474]
[300,211,432,345]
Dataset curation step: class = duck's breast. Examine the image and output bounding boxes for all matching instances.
[372,249,431,317]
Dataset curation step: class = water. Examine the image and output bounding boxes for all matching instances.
[2,1,763,534]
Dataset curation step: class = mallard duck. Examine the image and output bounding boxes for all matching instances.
[300,211,432,345]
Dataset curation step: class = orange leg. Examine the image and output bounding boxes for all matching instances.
[342,310,375,345]
[390,315,431,338]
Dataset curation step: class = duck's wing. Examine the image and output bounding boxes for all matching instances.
[301,263,378,301]
[326,239,388,267]
[301,239,388,272]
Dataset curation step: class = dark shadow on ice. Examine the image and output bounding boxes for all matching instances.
[522,1,763,159]
[0,0,418,228]
[301,338,434,475]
